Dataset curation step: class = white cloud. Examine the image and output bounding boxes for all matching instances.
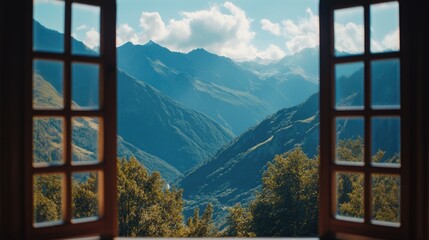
[117,2,280,61]
[116,24,139,46]
[381,28,400,51]
[371,28,400,53]
[259,8,319,55]
[334,22,364,54]
[282,8,319,55]
[139,12,167,42]
[260,19,281,36]
[258,44,286,60]
[83,28,100,49]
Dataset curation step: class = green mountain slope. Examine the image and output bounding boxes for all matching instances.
[34,20,235,173]
[33,73,182,182]
[117,42,318,134]
[179,61,401,224]
[118,71,234,172]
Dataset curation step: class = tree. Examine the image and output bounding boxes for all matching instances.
[225,203,255,237]
[186,203,218,237]
[33,175,62,223]
[72,173,98,219]
[117,157,186,237]
[250,147,319,236]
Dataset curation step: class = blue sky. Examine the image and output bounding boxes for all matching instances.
[34,0,399,61]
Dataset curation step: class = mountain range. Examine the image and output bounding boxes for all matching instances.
[34,19,400,228]
[178,59,400,225]
[33,20,234,177]
[117,41,318,135]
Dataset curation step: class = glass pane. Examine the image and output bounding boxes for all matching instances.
[335,62,364,109]
[33,117,64,166]
[72,117,101,164]
[370,2,400,53]
[33,174,64,227]
[371,174,401,227]
[372,117,401,167]
[335,117,364,165]
[72,3,100,56]
[371,59,400,109]
[72,172,99,222]
[334,7,364,56]
[33,0,65,53]
[71,63,99,109]
[33,60,64,109]
[336,172,364,222]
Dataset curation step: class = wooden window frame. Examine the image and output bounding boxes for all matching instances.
[1,0,429,239]
[24,0,117,239]
[319,0,413,239]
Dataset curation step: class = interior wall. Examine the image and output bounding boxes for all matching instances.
[0,0,30,238]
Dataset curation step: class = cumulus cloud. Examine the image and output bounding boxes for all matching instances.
[116,24,139,46]
[282,8,319,55]
[334,22,364,54]
[382,28,400,51]
[116,2,286,61]
[83,28,100,49]
[260,19,281,36]
[258,44,286,60]
[259,8,319,55]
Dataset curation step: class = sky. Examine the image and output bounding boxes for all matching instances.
[34,0,400,62]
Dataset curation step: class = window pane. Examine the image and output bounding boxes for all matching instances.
[335,62,364,109]
[72,117,101,165]
[335,172,364,222]
[72,3,100,56]
[33,0,65,53]
[33,60,64,109]
[370,2,400,53]
[335,117,364,165]
[72,172,100,222]
[371,174,400,227]
[334,7,364,56]
[372,117,401,167]
[72,63,99,110]
[33,117,64,166]
[371,59,400,109]
[33,174,64,227]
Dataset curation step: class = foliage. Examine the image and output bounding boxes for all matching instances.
[225,203,255,237]
[72,173,98,219]
[185,203,218,237]
[226,147,319,237]
[336,138,400,223]
[33,143,400,236]
[33,175,62,223]
[117,157,185,237]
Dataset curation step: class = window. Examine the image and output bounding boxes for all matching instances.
[2,0,429,239]
[319,0,409,238]
[25,0,117,238]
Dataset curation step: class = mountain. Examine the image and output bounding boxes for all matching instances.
[34,21,234,173]
[33,73,182,182]
[240,47,319,83]
[179,93,320,225]
[117,70,234,172]
[178,61,400,225]
[117,42,318,134]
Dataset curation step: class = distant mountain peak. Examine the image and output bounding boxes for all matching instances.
[188,47,215,56]
[145,40,159,46]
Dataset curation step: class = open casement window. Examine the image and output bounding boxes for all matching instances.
[26,0,117,239]
[319,0,410,239]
